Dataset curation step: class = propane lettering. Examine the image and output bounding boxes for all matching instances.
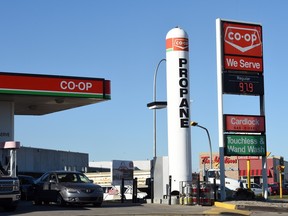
[179,58,189,128]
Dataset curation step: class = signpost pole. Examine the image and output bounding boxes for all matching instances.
[279,168,283,199]
[260,95,268,199]
[216,18,226,201]
[247,160,251,189]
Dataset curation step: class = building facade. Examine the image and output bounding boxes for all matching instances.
[16,146,88,177]
[199,152,287,184]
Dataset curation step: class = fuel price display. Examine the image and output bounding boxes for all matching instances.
[223,73,264,96]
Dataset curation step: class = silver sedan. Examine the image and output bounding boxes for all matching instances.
[33,171,103,207]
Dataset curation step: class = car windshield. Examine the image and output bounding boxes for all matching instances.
[57,173,91,183]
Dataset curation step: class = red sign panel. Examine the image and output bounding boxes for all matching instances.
[0,72,111,98]
[224,114,265,133]
[223,22,262,57]
[224,56,263,72]
[222,21,263,73]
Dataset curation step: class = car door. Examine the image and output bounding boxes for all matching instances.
[42,173,59,202]
[35,173,50,200]
[251,183,262,195]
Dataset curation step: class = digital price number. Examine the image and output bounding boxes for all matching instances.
[239,82,253,93]
[223,73,264,96]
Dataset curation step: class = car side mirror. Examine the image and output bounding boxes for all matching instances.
[89,179,94,183]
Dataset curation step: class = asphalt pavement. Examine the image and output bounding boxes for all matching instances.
[1,199,288,216]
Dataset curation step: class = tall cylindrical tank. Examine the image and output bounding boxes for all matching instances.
[166,27,192,192]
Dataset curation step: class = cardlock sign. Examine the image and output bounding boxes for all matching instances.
[224,114,265,133]
[222,21,263,73]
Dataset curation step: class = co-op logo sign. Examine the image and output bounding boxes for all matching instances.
[173,38,188,51]
[224,23,262,57]
[60,80,93,91]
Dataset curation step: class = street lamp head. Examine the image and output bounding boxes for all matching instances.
[147,101,167,110]
[190,121,198,127]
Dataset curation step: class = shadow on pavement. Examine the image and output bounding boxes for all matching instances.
[0,200,144,215]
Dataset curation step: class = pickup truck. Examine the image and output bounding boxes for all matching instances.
[0,141,21,211]
[0,175,21,211]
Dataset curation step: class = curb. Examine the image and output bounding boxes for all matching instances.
[206,202,251,215]
[215,201,288,213]
[214,201,236,210]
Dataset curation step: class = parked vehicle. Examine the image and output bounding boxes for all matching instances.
[102,186,121,200]
[247,183,262,196]
[33,171,103,206]
[284,183,288,194]
[207,169,256,200]
[102,185,147,200]
[207,169,243,191]
[123,185,147,200]
[268,183,279,195]
[268,182,288,195]
[0,142,21,211]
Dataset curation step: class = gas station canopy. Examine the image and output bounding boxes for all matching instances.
[0,72,111,115]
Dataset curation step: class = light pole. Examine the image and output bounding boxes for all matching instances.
[190,122,213,171]
[147,58,166,203]
[147,58,167,158]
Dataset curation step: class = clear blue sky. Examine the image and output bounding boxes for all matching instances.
[1,1,287,172]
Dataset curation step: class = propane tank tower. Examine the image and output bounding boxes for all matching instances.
[166,27,192,192]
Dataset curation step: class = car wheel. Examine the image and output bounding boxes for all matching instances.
[43,201,50,205]
[56,193,66,206]
[33,196,42,205]
[93,202,102,207]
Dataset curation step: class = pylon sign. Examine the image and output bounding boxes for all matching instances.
[216,19,266,157]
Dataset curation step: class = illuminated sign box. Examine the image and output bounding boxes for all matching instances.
[224,134,266,156]
[222,21,263,73]
[224,114,265,133]
[223,73,264,96]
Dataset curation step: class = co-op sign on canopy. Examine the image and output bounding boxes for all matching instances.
[223,21,263,73]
